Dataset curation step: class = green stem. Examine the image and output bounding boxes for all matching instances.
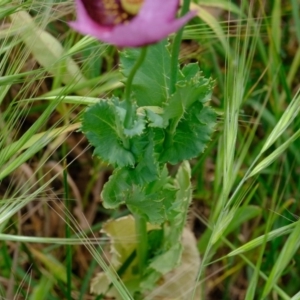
[124,46,148,128]
[135,214,148,277]
[170,0,192,94]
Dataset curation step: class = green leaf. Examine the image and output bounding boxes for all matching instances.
[180,63,200,81]
[161,104,216,164]
[149,244,182,274]
[82,99,136,167]
[141,162,194,290]
[163,72,213,125]
[103,165,176,224]
[120,40,171,106]
[158,68,215,164]
[126,185,177,225]
[101,168,132,209]
[100,132,162,210]
[114,99,146,137]
[124,117,145,137]
[101,134,161,209]
[30,276,54,300]
[167,161,193,242]
[147,229,164,258]
[145,109,164,128]
[128,132,159,185]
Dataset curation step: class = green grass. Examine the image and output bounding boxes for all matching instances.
[0,0,299,299]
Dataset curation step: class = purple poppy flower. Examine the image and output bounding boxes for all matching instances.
[69,0,196,47]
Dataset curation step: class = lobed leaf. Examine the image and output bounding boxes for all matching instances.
[120,40,171,106]
[128,132,159,185]
[127,187,177,225]
[82,99,137,167]
[101,168,132,209]
[161,103,216,164]
[159,66,216,164]
[142,162,194,289]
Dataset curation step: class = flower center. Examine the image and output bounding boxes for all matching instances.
[83,0,144,27]
[120,0,143,15]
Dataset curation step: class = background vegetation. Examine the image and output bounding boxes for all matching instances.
[0,0,300,299]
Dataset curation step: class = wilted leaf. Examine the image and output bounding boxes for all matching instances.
[143,229,201,300]
[90,216,159,299]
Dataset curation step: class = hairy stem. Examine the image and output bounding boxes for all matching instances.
[170,0,192,94]
[135,214,148,277]
[124,46,148,128]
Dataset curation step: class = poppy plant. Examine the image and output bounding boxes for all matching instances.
[70,0,196,47]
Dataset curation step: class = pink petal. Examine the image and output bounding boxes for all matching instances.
[107,11,196,47]
[69,0,197,47]
[69,0,112,37]
[139,0,180,22]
